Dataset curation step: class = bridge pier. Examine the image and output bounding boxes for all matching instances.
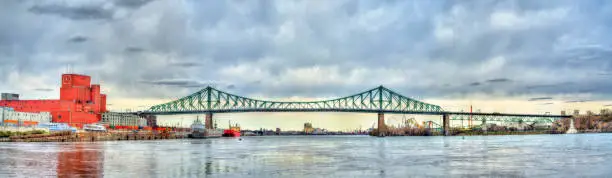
[482,118,487,134]
[566,117,578,134]
[205,113,214,129]
[377,112,386,137]
[442,114,450,136]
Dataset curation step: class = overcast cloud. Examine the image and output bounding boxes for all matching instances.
[1,0,612,104]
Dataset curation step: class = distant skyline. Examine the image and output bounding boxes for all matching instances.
[1,0,611,130]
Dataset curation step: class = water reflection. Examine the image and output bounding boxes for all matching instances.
[57,143,104,177]
[189,139,215,176]
[0,142,104,177]
[0,143,57,177]
[1,135,612,177]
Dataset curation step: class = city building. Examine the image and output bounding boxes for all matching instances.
[304,122,314,134]
[1,93,19,100]
[1,107,52,126]
[312,128,328,135]
[0,74,107,128]
[138,113,158,127]
[101,112,147,127]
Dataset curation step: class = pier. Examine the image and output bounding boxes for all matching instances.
[1,131,186,142]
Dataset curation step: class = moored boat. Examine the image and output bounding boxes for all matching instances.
[188,117,222,139]
[84,124,107,132]
[222,129,241,137]
[189,129,223,139]
[222,121,241,137]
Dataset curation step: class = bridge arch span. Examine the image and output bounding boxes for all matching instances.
[146,86,443,114]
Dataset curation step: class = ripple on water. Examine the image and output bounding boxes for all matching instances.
[1,134,612,177]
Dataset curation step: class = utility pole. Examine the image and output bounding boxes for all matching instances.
[69,101,73,128]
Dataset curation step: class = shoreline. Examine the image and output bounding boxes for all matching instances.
[3,130,612,142]
[0,131,186,142]
[370,129,612,137]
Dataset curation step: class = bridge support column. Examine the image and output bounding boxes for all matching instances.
[482,118,487,134]
[205,113,214,129]
[377,112,386,137]
[443,114,450,136]
[566,117,578,134]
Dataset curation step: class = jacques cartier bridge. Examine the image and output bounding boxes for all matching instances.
[134,86,570,136]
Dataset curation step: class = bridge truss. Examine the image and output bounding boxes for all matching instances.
[147,86,444,114]
[450,115,557,124]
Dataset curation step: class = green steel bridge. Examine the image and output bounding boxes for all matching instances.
[146,86,444,114]
[136,86,570,136]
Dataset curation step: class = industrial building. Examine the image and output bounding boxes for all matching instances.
[139,113,158,127]
[304,122,314,133]
[1,93,19,100]
[1,107,52,126]
[0,74,107,128]
[101,112,147,127]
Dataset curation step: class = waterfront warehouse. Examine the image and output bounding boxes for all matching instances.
[101,112,147,128]
[0,107,52,127]
[0,74,107,128]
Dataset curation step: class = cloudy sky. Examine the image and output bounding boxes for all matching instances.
[1,0,611,130]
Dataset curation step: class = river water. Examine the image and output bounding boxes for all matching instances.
[1,134,612,177]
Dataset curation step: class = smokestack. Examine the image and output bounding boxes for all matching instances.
[470,105,473,127]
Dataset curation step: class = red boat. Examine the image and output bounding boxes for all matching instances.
[222,129,241,137]
[222,122,241,137]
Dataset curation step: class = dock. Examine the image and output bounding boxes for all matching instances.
[0,131,186,142]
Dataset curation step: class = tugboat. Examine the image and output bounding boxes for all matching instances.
[222,121,241,137]
[188,117,222,139]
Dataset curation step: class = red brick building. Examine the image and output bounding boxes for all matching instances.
[0,74,107,128]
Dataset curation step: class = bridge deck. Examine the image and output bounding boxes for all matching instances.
[131,109,569,118]
[137,86,571,119]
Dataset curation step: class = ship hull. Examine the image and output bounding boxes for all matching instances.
[222,130,241,137]
[188,129,223,139]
